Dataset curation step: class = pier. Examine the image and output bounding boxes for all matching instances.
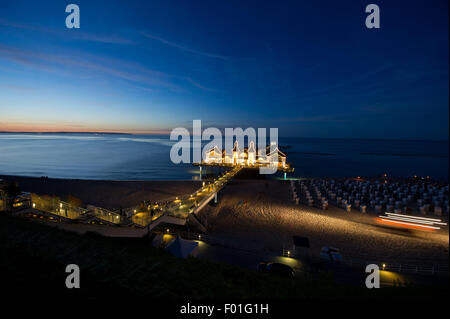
[6,142,294,233]
[194,141,294,173]
[130,166,241,231]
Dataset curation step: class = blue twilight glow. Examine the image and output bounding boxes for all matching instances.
[0,0,448,139]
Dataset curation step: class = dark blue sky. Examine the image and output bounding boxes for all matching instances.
[0,0,448,139]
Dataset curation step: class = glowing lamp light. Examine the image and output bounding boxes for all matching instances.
[32,203,36,208]
[166,228,170,233]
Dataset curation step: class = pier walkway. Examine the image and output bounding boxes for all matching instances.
[131,166,241,230]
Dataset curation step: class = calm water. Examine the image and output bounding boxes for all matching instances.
[0,133,448,181]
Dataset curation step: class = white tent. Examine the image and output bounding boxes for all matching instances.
[165,236,199,258]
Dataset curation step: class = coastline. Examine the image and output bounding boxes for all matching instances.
[2,174,448,267]
[0,174,201,210]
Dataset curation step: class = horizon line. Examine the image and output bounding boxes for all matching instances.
[0,131,448,143]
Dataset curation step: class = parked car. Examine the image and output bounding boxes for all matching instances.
[257,262,295,277]
[320,246,343,263]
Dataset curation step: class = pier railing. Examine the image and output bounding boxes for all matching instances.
[130,166,241,228]
[87,205,123,224]
[31,194,89,219]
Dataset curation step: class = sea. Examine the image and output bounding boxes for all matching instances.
[0,133,448,181]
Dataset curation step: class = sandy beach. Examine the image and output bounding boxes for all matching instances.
[199,179,449,265]
[2,175,448,265]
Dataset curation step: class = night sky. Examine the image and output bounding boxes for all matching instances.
[0,0,448,139]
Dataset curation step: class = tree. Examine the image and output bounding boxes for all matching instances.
[2,182,21,198]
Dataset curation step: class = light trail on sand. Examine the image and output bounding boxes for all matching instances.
[376,212,447,231]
